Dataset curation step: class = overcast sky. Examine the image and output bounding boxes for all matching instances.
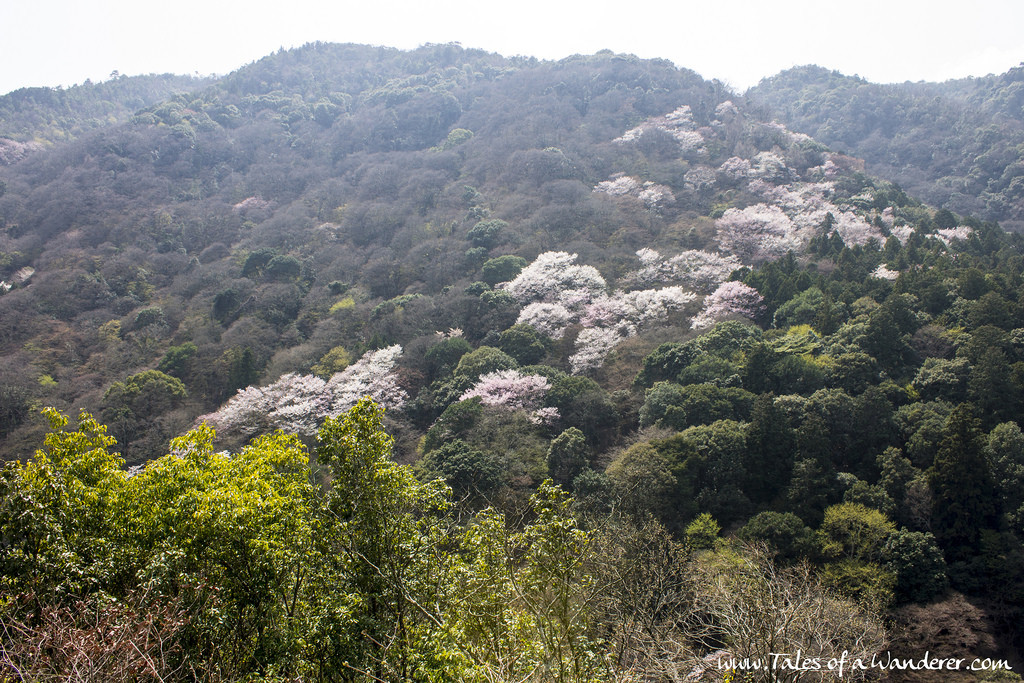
[3,0,1023,96]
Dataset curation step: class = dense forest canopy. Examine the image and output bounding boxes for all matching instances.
[2,43,1024,680]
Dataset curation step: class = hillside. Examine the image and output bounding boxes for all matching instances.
[2,43,1024,678]
[0,72,210,153]
[747,64,1024,229]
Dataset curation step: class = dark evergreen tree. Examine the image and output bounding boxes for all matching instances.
[928,405,999,562]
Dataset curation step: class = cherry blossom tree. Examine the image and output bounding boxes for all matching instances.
[581,287,695,335]
[594,174,675,210]
[716,204,800,263]
[637,182,675,210]
[871,265,900,281]
[935,226,974,246]
[516,302,573,339]
[459,369,559,425]
[718,156,752,183]
[714,100,740,119]
[593,173,640,196]
[460,370,550,410]
[325,345,408,415]
[750,151,790,182]
[201,373,330,438]
[568,286,695,373]
[200,346,407,438]
[890,224,915,244]
[613,104,706,155]
[626,249,741,293]
[569,328,624,374]
[832,211,883,247]
[691,282,766,330]
[499,252,606,307]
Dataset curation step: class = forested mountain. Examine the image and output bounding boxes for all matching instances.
[2,43,1024,680]
[747,64,1024,229]
[0,73,210,153]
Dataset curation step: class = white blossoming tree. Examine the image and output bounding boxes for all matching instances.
[200,346,407,438]
[691,282,766,330]
[626,249,741,293]
[516,302,574,339]
[499,251,607,307]
[569,328,625,374]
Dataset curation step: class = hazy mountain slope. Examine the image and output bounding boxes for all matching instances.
[0,43,728,458]
[747,64,1024,229]
[0,73,211,152]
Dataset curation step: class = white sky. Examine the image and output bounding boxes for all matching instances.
[2,0,1023,96]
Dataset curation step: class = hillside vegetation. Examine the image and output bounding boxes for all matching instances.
[748,64,1024,229]
[2,43,1024,679]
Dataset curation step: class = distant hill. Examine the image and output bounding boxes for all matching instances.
[747,64,1024,229]
[0,72,211,147]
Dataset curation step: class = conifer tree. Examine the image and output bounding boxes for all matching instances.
[928,404,999,561]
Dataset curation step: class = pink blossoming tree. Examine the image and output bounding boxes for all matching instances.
[460,369,550,410]
[716,204,800,263]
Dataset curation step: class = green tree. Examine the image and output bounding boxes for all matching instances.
[547,427,589,488]
[818,503,898,608]
[744,394,796,506]
[311,344,351,378]
[883,529,948,603]
[684,513,721,550]
[497,323,550,365]
[316,398,461,679]
[419,438,503,502]
[103,369,187,420]
[156,341,197,379]
[606,442,674,519]
[929,405,999,560]
[986,421,1024,533]
[467,219,508,249]
[738,511,816,561]
[481,254,527,286]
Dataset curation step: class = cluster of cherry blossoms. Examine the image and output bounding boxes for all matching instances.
[459,370,559,425]
[593,173,675,210]
[691,281,766,330]
[889,224,916,244]
[569,327,625,374]
[717,156,753,183]
[517,302,574,339]
[626,248,741,293]
[580,287,696,336]
[501,251,606,306]
[739,179,886,251]
[461,369,547,408]
[0,266,34,293]
[750,151,791,183]
[871,265,900,281]
[502,252,697,374]
[935,226,974,246]
[569,286,696,374]
[569,287,695,373]
[715,204,802,263]
[614,104,706,155]
[200,345,407,438]
[232,196,274,220]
